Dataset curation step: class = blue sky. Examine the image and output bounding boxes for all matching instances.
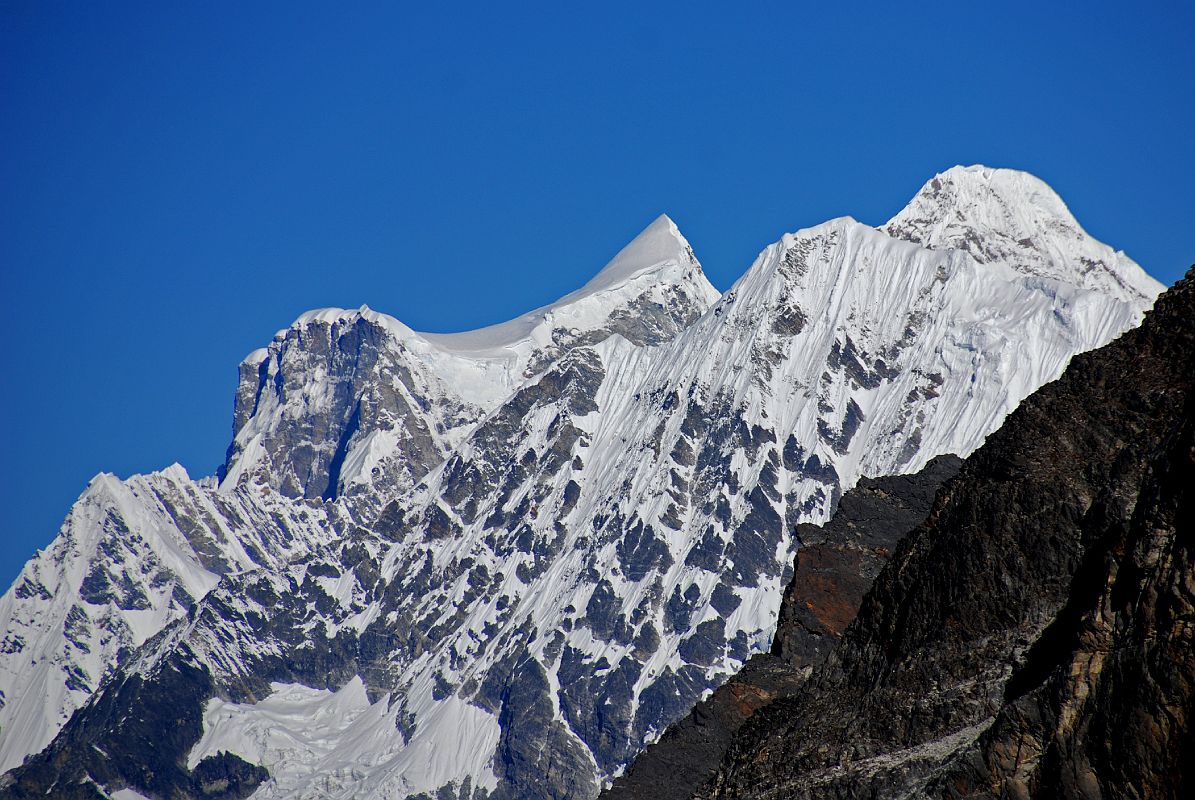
[1,1,1192,584]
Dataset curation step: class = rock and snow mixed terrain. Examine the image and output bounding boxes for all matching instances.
[690,265,1195,800]
[0,166,1163,799]
[0,466,344,774]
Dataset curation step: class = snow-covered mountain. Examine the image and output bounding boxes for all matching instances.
[885,165,1159,306]
[219,214,718,505]
[0,167,1163,799]
[0,214,716,779]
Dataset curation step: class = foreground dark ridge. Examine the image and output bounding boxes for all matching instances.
[603,455,964,800]
[695,265,1195,798]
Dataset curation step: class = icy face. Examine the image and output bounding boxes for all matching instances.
[0,169,1164,799]
[188,678,502,799]
[884,165,1164,305]
[322,214,1153,798]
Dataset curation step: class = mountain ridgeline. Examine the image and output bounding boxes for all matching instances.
[0,167,1165,800]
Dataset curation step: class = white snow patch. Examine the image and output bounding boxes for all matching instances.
[188,678,374,771]
[110,790,153,800]
[185,677,502,799]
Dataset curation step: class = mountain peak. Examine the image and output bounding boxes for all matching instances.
[570,213,695,298]
[884,165,1163,305]
[3,180,1167,799]
[419,213,715,355]
[907,164,1076,226]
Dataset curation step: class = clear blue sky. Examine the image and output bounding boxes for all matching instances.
[2,1,1192,585]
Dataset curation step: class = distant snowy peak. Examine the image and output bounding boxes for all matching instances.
[220,214,717,500]
[884,165,1163,306]
[415,212,717,365]
[261,213,715,404]
[565,213,703,298]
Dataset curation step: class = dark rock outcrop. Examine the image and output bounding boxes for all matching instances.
[601,655,803,800]
[771,454,963,668]
[698,266,1195,799]
[603,455,963,800]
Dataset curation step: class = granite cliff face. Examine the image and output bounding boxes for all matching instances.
[695,267,1194,799]
[0,168,1165,799]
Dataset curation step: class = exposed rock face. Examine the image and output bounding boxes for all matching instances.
[698,266,1195,799]
[603,455,962,800]
[770,454,963,669]
[220,312,484,502]
[219,215,721,508]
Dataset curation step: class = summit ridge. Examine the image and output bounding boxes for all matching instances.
[885,164,1163,304]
